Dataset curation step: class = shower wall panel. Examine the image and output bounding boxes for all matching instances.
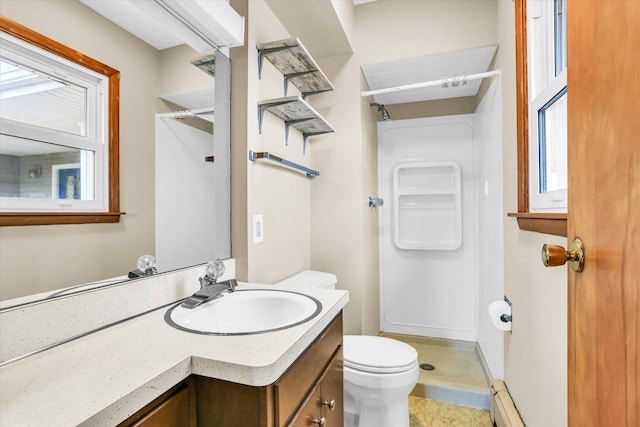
[378,116,477,341]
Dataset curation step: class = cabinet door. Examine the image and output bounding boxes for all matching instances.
[291,386,323,427]
[119,382,196,427]
[275,315,343,426]
[320,348,343,427]
[290,348,344,427]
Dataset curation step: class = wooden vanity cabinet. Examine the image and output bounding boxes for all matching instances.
[117,379,197,427]
[196,313,343,427]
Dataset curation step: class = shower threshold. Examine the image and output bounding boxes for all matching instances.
[380,333,491,409]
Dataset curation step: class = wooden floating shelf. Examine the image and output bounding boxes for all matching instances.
[190,53,215,77]
[257,37,334,97]
[258,96,334,153]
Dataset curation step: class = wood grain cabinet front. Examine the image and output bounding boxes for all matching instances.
[289,348,344,427]
[195,312,344,427]
[117,379,197,427]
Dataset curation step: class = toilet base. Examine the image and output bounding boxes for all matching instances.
[343,370,417,427]
[344,392,411,427]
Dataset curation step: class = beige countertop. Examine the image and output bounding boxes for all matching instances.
[0,283,349,426]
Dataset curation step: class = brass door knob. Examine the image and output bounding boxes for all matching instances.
[541,238,585,272]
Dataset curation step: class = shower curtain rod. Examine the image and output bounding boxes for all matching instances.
[360,69,500,98]
[157,106,214,120]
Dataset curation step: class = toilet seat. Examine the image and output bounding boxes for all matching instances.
[343,335,418,374]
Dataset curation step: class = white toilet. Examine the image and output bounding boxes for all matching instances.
[275,271,420,427]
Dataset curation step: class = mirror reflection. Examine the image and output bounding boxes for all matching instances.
[0,58,87,136]
[0,136,94,201]
[0,3,231,307]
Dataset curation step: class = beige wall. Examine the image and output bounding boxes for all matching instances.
[310,53,366,335]
[158,45,213,99]
[230,0,312,284]
[497,2,568,426]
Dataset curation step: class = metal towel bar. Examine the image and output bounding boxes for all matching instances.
[249,151,319,177]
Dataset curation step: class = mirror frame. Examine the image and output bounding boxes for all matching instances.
[0,16,122,226]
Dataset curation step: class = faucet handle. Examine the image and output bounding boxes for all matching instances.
[205,259,225,281]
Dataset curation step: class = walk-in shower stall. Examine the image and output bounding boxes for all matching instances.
[366,54,505,378]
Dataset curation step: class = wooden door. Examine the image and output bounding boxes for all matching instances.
[567,1,639,426]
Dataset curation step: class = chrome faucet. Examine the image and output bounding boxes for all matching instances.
[182,259,237,309]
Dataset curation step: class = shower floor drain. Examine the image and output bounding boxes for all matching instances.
[419,363,436,371]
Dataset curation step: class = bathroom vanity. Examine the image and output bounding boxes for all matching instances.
[0,273,349,426]
[120,314,343,427]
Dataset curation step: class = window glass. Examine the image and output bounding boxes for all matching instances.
[538,87,567,193]
[554,0,567,75]
[527,0,567,211]
[0,29,107,212]
[0,135,95,201]
[0,58,87,137]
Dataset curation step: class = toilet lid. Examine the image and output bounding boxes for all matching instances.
[343,335,418,374]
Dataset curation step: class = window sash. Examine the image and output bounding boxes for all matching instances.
[0,31,109,212]
[527,0,567,213]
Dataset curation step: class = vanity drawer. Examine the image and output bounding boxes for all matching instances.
[275,314,343,427]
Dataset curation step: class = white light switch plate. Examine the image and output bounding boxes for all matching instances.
[253,214,264,244]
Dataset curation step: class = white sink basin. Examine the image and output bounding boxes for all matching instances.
[165,289,322,335]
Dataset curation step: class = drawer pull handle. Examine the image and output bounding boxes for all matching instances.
[322,399,336,411]
[311,416,326,426]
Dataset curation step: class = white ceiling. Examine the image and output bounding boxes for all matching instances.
[361,45,498,105]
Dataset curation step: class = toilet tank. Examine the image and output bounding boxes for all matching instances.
[274,270,337,290]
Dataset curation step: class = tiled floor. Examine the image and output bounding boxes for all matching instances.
[409,396,493,427]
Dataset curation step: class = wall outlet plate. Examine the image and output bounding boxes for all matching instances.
[253,214,264,244]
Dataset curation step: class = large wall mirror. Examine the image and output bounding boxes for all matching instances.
[0,1,233,307]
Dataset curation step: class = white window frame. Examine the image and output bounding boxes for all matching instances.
[0,31,109,212]
[527,0,568,212]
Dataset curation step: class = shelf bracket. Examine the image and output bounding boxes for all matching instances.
[300,130,333,155]
[284,118,316,147]
[282,70,316,96]
[257,46,290,80]
[300,89,332,100]
[257,99,295,134]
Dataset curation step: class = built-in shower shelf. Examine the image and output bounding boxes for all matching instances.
[258,96,335,153]
[257,37,334,97]
[393,161,462,251]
